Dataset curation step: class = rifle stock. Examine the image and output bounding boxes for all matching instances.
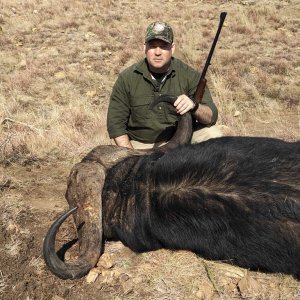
[194,78,207,103]
[194,12,227,103]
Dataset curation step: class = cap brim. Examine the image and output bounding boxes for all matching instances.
[145,36,172,44]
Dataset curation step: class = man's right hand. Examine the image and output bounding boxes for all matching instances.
[174,94,195,115]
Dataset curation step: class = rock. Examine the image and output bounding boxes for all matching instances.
[216,263,246,278]
[102,269,121,278]
[238,275,261,298]
[86,90,97,98]
[97,253,114,269]
[120,278,134,295]
[195,281,215,299]
[233,110,241,117]
[119,273,130,282]
[99,269,121,285]
[18,59,27,69]
[54,71,66,79]
[86,269,100,283]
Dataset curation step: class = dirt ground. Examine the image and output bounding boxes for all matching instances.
[0,151,299,300]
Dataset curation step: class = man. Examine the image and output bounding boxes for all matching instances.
[107,21,223,149]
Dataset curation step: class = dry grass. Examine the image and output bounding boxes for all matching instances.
[0,271,7,295]
[0,0,299,163]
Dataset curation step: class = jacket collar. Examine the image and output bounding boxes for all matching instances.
[134,58,176,81]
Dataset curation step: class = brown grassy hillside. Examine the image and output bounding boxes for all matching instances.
[0,0,299,299]
[0,0,299,163]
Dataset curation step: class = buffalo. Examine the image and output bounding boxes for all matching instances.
[43,96,300,280]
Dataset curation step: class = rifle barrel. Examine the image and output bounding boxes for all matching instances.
[200,12,227,80]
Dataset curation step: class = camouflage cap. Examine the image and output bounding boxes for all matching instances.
[145,21,174,44]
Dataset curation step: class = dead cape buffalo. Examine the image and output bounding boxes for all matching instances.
[43,97,300,280]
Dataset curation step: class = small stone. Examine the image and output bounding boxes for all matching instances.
[86,269,100,283]
[119,273,130,282]
[238,275,261,298]
[102,269,121,278]
[54,71,66,79]
[64,252,71,261]
[101,270,118,285]
[97,253,114,269]
[233,110,241,117]
[195,281,214,299]
[86,90,97,97]
[120,279,134,295]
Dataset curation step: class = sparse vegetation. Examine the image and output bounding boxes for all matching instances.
[0,0,299,299]
[0,0,299,163]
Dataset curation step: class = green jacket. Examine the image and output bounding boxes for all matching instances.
[107,57,218,143]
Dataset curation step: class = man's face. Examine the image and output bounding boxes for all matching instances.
[144,39,175,73]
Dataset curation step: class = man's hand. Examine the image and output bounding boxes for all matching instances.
[174,94,196,115]
[114,134,133,149]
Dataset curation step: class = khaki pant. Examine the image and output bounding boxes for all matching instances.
[130,125,225,150]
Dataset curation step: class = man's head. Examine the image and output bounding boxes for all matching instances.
[144,21,175,73]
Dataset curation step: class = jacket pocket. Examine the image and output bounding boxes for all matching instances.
[129,95,152,125]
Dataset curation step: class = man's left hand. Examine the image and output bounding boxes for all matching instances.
[174,95,196,115]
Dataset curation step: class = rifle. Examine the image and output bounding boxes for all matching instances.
[193,12,227,104]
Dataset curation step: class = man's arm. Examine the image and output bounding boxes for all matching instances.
[192,103,213,125]
[107,74,132,143]
[114,134,133,149]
